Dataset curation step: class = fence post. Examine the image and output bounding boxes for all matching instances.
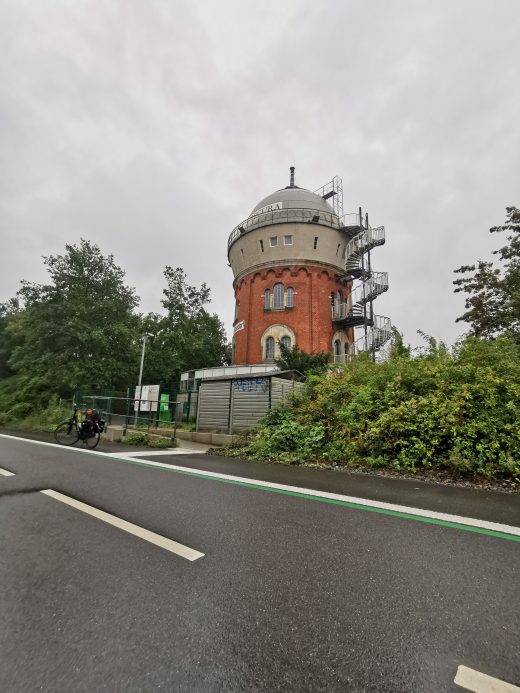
[124,387,131,435]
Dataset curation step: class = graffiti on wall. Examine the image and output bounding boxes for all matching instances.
[233,377,269,393]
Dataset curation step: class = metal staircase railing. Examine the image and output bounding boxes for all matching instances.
[345,226,385,278]
[355,316,392,353]
[332,273,388,327]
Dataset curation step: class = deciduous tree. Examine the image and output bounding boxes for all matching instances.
[454,206,520,341]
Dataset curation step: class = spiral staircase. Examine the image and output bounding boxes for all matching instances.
[316,175,392,359]
[333,220,391,356]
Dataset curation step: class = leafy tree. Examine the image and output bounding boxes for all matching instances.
[0,298,21,379]
[275,342,329,375]
[454,206,520,341]
[139,267,230,384]
[7,239,140,399]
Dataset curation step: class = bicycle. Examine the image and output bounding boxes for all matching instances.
[54,404,105,450]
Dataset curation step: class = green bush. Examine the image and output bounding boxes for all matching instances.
[238,336,520,482]
[147,435,173,448]
[124,431,147,445]
[123,431,173,448]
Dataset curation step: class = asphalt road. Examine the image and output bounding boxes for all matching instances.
[1,434,519,692]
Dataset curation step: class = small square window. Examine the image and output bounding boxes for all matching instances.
[284,235,293,246]
[269,236,278,247]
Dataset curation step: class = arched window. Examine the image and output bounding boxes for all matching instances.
[286,287,294,308]
[334,340,341,356]
[344,341,350,355]
[273,283,284,309]
[281,335,292,351]
[265,336,275,360]
[264,288,270,309]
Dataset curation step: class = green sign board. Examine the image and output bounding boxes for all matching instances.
[159,393,171,422]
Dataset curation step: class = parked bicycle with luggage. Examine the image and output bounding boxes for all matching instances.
[54,404,105,449]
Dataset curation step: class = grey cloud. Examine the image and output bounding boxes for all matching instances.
[1,0,519,348]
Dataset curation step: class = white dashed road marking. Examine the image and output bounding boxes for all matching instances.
[41,490,204,561]
[455,665,520,692]
[0,457,204,561]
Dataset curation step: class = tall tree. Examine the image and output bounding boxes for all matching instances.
[0,298,21,379]
[139,267,230,384]
[8,239,140,398]
[454,207,520,341]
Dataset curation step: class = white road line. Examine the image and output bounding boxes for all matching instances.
[455,665,520,692]
[112,458,520,538]
[1,432,519,538]
[107,449,205,457]
[0,447,203,561]
[41,490,204,561]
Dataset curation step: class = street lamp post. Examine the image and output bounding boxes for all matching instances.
[134,333,150,426]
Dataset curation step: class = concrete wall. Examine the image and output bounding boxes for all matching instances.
[228,222,348,280]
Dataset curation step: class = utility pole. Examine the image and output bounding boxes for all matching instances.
[366,212,375,362]
[360,206,368,353]
[134,334,149,426]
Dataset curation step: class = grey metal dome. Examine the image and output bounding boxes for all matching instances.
[250,186,335,217]
[227,168,342,253]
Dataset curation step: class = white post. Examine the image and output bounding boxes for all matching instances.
[134,334,148,426]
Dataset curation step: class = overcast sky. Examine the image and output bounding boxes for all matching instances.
[1,0,519,348]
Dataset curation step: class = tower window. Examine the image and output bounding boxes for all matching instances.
[269,236,278,247]
[284,235,293,246]
[264,288,271,309]
[334,340,341,356]
[260,240,264,252]
[286,287,294,308]
[281,335,292,351]
[273,283,284,309]
[313,237,318,249]
[336,243,341,256]
[265,336,275,360]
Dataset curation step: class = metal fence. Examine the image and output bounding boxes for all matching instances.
[73,390,182,440]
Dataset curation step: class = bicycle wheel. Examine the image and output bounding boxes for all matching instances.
[54,421,79,446]
[83,430,101,449]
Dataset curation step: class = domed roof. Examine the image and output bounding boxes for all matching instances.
[250,185,335,218]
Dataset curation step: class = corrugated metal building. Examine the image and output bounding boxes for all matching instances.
[196,370,304,434]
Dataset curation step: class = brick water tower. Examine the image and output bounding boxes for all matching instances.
[228,168,390,365]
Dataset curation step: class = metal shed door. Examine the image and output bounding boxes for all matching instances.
[197,380,231,431]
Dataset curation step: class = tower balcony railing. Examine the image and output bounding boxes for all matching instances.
[227,207,370,252]
[331,296,367,327]
[340,212,364,230]
[228,207,341,251]
[332,352,354,364]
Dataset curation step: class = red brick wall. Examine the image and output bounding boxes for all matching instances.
[232,265,352,364]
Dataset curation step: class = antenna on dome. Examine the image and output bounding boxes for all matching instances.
[289,166,295,187]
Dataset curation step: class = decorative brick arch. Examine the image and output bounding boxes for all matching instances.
[261,324,296,361]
